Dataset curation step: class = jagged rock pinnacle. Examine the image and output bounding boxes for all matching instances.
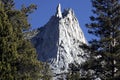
[55,3,62,18]
[27,4,88,79]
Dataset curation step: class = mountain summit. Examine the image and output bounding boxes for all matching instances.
[55,3,62,18]
[27,4,88,79]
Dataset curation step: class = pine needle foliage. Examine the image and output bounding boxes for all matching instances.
[83,0,120,79]
[0,0,52,80]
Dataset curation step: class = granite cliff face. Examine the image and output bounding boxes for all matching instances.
[26,4,88,78]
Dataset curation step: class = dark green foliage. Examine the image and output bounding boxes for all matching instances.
[66,63,81,80]
[1,0,14,10]
[0,2,18,79]
[0,0,52,80]
[83,0,120,79]
[40,62,52,80]
[66,72,80,80]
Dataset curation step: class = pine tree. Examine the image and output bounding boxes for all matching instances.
[0,1,18,79]
[1,0,14,10]
[66,63,81,80]
[40,62,52,80]
[83,0,120,79]
[0,0,52,79]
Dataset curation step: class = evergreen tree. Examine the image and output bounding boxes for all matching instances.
[0,2,18,79]
[1,0,14,10]
[83,0,120,79]
[66,63,81,80]
[0,0,52,79]
[40,62,52,80]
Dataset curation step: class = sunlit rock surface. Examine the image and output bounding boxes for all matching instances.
[26,4,88,79]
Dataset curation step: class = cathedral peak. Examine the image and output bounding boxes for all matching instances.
[26,4,88,79]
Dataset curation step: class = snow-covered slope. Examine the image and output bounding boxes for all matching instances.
[28,4,88,78]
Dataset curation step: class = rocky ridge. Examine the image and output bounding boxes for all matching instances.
[25,4,88,79]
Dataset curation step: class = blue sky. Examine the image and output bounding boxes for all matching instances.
[14,0,93,41]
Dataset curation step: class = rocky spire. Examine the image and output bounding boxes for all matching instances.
[28,4,88,79]
[55,3,62,18]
